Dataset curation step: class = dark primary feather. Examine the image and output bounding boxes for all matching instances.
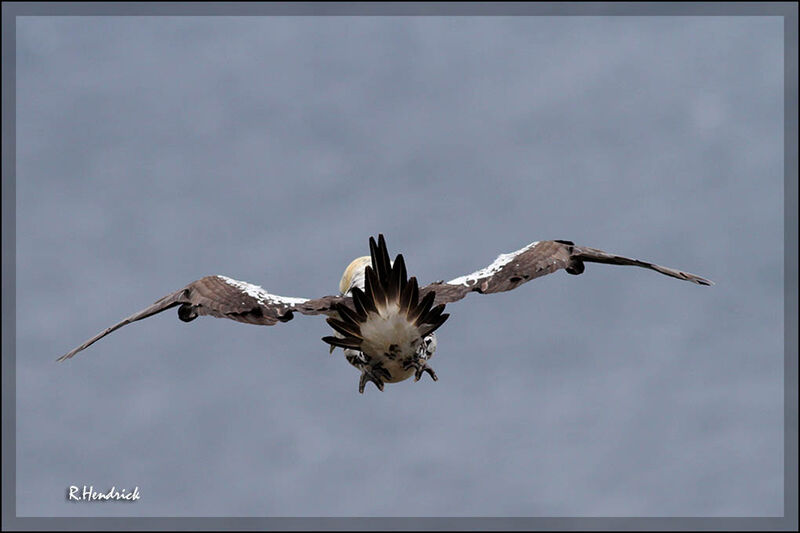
[321,335,362,350]
[422,239,713,306]
[350,286,375,316]
[369,235,393,286]
[326,317,362,338]
[363,265,387,310]
[58,275,347,361]
[407,291,435,326]
[60,236,711,362]
[337,300,367,324]
[386,254,405,303]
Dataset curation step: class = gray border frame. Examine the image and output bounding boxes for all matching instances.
[2,2,796,530]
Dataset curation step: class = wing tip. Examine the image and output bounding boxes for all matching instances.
[690,275,714,286]
[57,346,84,362]
[676,269,714,286]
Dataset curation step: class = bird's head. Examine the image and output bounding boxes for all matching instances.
[339,256,372,296]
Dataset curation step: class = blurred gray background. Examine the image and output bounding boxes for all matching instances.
[15,16,782,517]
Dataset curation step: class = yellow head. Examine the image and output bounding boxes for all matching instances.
[339,256,372,295]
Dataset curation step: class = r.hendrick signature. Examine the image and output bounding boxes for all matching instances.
[67,485,140,502]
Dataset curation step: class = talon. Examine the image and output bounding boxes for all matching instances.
[414,363,438,382]
[358,368,385,394]
[373,363,392,381]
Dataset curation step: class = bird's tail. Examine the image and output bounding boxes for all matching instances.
[322,234,449,353]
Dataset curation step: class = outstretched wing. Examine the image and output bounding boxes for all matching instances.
[58,275,348,361]
[422,240,713,306]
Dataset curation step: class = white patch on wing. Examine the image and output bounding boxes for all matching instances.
[217,275,309,306]
[447,241,540,287]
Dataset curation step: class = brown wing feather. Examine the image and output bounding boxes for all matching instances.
[422,240,713,306]
[58,275,348,362]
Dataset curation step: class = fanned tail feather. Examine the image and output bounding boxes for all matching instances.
[322,234,449,353]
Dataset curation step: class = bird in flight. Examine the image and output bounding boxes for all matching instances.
[59,235,713,393]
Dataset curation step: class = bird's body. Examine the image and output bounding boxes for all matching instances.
[59,235,713,393]
[336,255,439,389]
